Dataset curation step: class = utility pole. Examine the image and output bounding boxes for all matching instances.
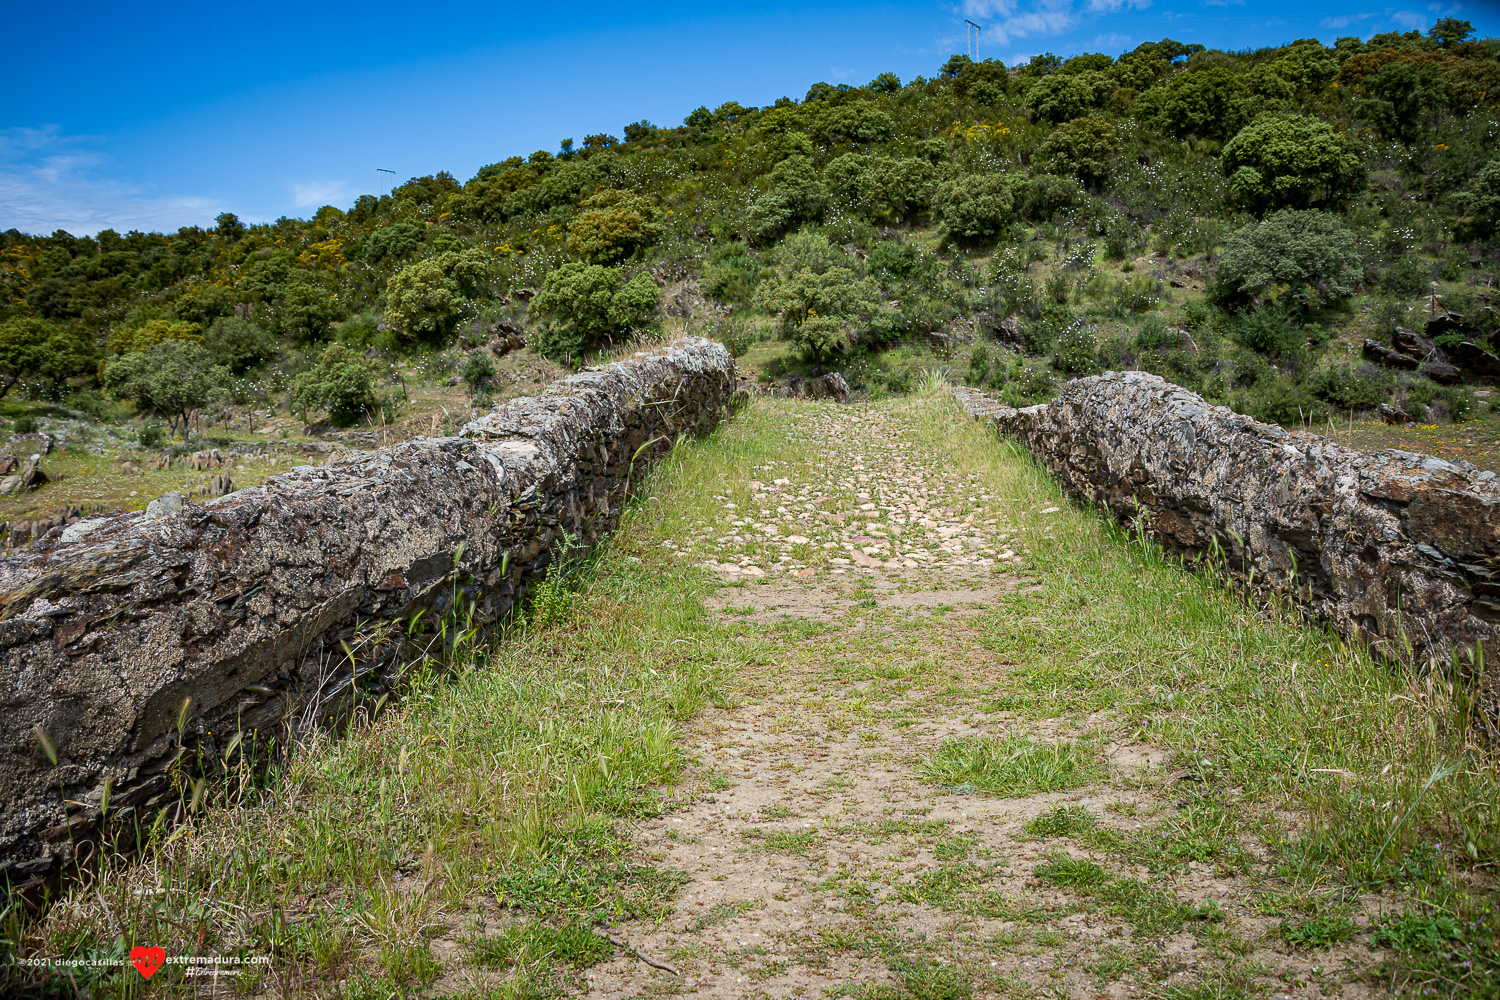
[964,19,981,61]
[376,168,396,198]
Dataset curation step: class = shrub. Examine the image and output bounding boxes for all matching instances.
[385,249,491,345]
[1444,386,1477,422]
[1379,254,1431,297]
[1054,321,1100,374]
[1404,378,1440,420]
[753,233,885,365]
[747,156,828,240]
[1222,115,1366,213]
[1311,364,1392,411]
[1211,209,1362,308]
[1234,307,1306,356]
[931,174,1015,242]
[1016,174,1084,221]
[1137,315,1178,350]
[1233,375,1326,426]
[1137,67,1250,141]
[1038,116,1117,187]
[460,351,496,393]
[1452,160,1500,242]
[362,222,422,262]
[137,422,165,449]
[530,263,660,360]
[11,415,38,435]
[567,190,659,264]
[290,343,381,426]
[703,243,762,306]
[203,316,277,373]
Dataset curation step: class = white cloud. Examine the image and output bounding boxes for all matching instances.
[290,179,357,209]
[1202,0,1246,7]
[1087,0,1149,12]
[0,126,219,236]
[1092,31,1133,50]
[1320,12,1374,28]
[959,0,1079,46]
[1389,9,1428,29]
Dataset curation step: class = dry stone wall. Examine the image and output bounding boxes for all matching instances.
[0,338,736,889]
[954,373,1500,713]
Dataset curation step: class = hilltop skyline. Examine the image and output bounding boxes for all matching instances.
[3,0,1496,236]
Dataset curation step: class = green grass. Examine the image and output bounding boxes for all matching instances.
[916,736,1098,797]
[1024,804,1097,839]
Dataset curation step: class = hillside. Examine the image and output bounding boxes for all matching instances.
[2,16,1500,520]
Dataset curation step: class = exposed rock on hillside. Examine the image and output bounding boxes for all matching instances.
[955,373,1500,714]
[0,338,737,887]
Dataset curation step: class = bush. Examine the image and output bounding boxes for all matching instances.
[1404,378,1440,420]
[1222,115,1365,213]
[1234,307,1306,356]
[1137,315,1178,350]
[137,422,166,449]
[530,263,660,361]
[1234,375,1326,426]
[567,189,659,263]
[1054,321,1099,375]
[1211,209,1362,308]
[703,243,762,306]
[1038,116,1117,187]
[1311,364,1392,411]
[11,415,38,435]
[1452,160,1500,242]
[1379,254,1431,297]
[203,316,277,373]
[753,232,885,364]
[931,174,1016,242]
[1444,386,1477,422]
[460,351,496,393]
[1137,67,1250,141]
[385,249,491,345]
[363,223,422,262]
[290,343,381,426]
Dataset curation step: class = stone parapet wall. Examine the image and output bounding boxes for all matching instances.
[953,373,1500,709]
[0,338,736,887]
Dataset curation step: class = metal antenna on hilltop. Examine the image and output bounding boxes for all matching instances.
[965,19,981,61]
[376,168,396,198]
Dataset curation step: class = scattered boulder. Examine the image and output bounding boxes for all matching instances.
[1392,327,1434,358]
[8,432,51,456]
[1426,312,1469,339]
[1363,339,1420,370]
[1448,341,1500,377]
[0,455,47,495]
[188,449,226,471]
[488,320,527,356]
[776,373,851,402]
[144,493,185,520]
[1379,404,1414,425]
[1418,361,1463,385]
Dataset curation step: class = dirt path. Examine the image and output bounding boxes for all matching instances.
[581,398,1384,1000]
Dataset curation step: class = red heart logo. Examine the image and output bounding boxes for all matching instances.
[130,945,166,979]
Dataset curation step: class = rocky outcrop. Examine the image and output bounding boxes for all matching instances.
[0,338,737,889]
[953,373,1500,712]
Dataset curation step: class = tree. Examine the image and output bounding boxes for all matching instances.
[567,189,659,263]
[1222,114,1365,213]
[290,343,381,426]
[363,222,421,262]
[747,156,829,240]
[1137,67,1249,141]
[1025,73,1111,124]
[931,174,1015,241]
[752,232,886,365]
[203,316,277,373]
[1354,61,1443,142]
[1428,17,1474,48]
[0,316,94,399]
[1209,209,1362,309]
[1452,160,1500,241]
[277,277,345,341]
[101,340,229,439]
[529,263,659,361]
[1038,116,1118,188]
[106,318,201,356]
[214,213,245,241]
[385,249,491,345]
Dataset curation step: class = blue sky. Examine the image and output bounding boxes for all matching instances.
[2,1,1495,236]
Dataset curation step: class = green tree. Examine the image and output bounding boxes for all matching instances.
[752,232,886,365]
[203,316,277,373]
[1025,73,1112,124]
[1354,61,1443,142]
[363,222,422,262]
[101,340,229,439]
[747,156,829,240]
[529,263,659,361]
[0,316,94,399]
[1427,17,1474,48]
[931,173,1016,241]
[567,190,659,263]
[1222,114,1365,213]
[277,277,345,341]
[1137,67,1249,141]
[1452,160,1500,241]
[290,343,381,426]
[1037,116,1118,188]
[385,249,491,345]
[1210,209,1362,309]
